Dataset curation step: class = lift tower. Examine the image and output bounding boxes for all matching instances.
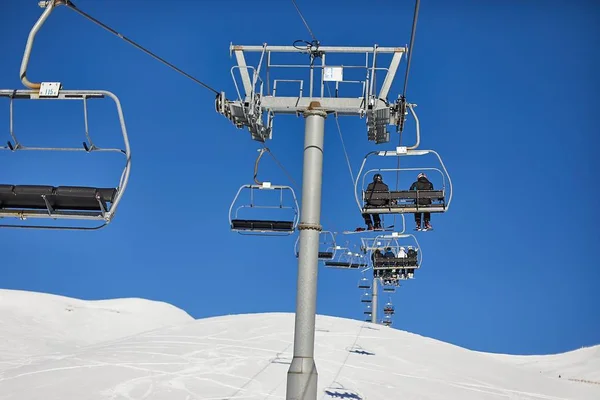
[217,43,406,400]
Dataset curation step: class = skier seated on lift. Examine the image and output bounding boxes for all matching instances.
[362,173,389,230]
[410,172,434,230]
[383,247,395,258]
[397,246,407,258]
[371,248,383,264]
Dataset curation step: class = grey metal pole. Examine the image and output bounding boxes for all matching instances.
[371,277,378,323]
[286,102,327,400]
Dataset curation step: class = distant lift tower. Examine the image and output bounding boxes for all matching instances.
[217,42,407,400]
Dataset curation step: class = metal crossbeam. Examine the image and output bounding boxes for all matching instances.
[218,43,407,143]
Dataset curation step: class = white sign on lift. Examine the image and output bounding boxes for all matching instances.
[323,66,343,82]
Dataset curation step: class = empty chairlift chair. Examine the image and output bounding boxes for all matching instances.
[0,2,131,230]
[0,89,131,230]
[294,230,336,260]
[357,276,371,290]
[324,247,368,269]
[229,182,299,236]
[360,291,372,303]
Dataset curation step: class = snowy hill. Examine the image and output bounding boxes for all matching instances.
[0,291,598,400]
[487,345,600,384]
[0,289,193,368]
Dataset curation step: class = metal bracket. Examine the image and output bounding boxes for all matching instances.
[218,44,407,144]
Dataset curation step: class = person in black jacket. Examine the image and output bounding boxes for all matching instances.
[362,173,389,230]
[409,172,433,230]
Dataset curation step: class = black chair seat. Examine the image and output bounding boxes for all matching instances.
[0,185,117,211]
[364,189,445,202]
[373,257,418,269]
[231,219,294,231]
[318,251,334,259]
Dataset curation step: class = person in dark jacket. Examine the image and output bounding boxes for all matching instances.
[362,173,389,230]
[409,172,433,230]
[383,247,395,258]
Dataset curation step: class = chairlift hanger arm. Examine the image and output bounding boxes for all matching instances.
[22,0,220,95]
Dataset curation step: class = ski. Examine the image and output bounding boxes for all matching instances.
[343,225,395,235]
[414,227,433,232]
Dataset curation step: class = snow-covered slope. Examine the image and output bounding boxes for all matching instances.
[0,291,598,400]
[0,289,194,367]
[487,345,600,383]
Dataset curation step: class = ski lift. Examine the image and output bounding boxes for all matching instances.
[294,230,336,260]
[229,182,299,235]
[229,148,300,236]
[354,127,453,218]
[383,302,395,315]
[0,3,131,230]
[357,276,371,290]
[382,286,396,293]
[363,304,372,315]
[360,291,372,303]
[366,233,422,281]
[324,247,368,269]
[382,315,392,327]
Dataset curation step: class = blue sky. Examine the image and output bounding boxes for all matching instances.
[1,0,598,356]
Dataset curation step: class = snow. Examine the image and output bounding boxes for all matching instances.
[0,290,598,400]
[0,289,194,366]
[485,345,600,383]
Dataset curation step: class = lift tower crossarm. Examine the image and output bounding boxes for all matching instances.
[230,45,406,53]
[219,43,407,143]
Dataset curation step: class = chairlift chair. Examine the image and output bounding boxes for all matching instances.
[357,276,371,290]
[363,304,372,315]
[324,247,368,269]
[382,315,392,327]
[294,230,336,260]
[368,233,422,281]
[383,302,395,315]
[229,182,299,236]
[0,3,131,230]
[355,145,453,218]
[382,279,398,292]
[360,291,372,303]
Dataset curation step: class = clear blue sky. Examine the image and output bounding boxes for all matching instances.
[1,0,598,356]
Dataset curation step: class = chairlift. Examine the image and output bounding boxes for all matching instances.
[229,182,299,235]
[0,3,131,230]
[360,291,372,303]
[366,233,422,281]
[383,302,395,315]
[294,230,336,260]
[324,247,368,269]
[363,304,372,315]
[229,147,300,236]
[357,276,371,290]
[354,143,453,218]
[382,315,392,327]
